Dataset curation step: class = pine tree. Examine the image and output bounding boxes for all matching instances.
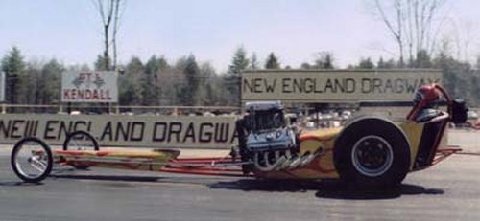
[1,47,26,104]
[196,63,216,106]
[228,47,250,75]
[251,53,258,70]
[415,50,432,68]
[358,57,374,69]
[180,55,200,106]
[94,55,112,71]
[39,59,63,104]
[143,56,168,105]
[377,57,386,69]
[313,52,334,69]
[225,47,250,105]
[119,57,144,106]
[265,53,280,69]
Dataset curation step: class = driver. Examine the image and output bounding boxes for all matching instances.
[407,84,448,122]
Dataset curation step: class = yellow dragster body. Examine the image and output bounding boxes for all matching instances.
[253,118,456,187]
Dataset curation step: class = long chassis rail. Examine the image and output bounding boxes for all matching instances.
[52,146,461,179]
[55,150,251,177]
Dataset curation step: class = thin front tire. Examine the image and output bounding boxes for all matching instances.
[11,137,53,183]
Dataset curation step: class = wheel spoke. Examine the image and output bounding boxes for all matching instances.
[30,159,48,172]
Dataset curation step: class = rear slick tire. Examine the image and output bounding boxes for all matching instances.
[333,117,410,189]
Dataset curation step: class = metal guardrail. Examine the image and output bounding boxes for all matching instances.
[0,103,240,116]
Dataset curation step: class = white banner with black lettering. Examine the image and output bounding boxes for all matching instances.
[0,114,237,149]
[242,70,443,102]
[61,71,118,102]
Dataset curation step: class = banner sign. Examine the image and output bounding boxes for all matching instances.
[242,70,443,102]
[61,71,118,102]
[0,114,237,149]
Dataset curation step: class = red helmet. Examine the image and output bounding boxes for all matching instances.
[407,83,448,121]
[413,84,442,105]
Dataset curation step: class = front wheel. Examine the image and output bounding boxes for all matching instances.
[333,117,411,188]
[11,137,53,183]
[63,131,99,169]
[63,130,99,151]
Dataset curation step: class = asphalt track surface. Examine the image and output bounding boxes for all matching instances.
[0,130,479,221]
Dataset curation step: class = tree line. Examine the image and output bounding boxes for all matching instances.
[1,46,479,114]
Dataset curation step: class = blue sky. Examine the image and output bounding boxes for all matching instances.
[1,0,479,72]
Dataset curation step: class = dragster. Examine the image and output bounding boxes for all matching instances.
[10,83,468,188]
